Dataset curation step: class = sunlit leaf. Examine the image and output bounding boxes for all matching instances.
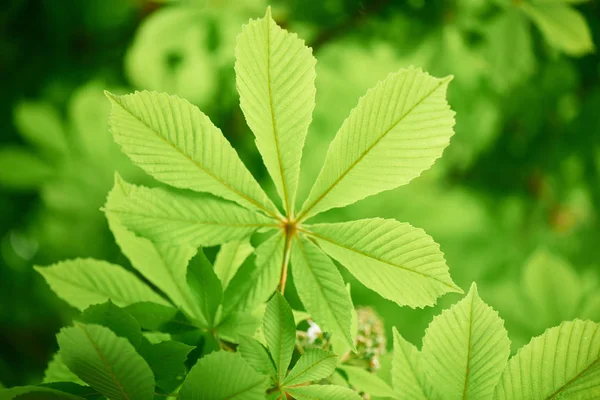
[213,239,253,289]
[264,292,296,383]
[284,349,337,387]
[391,327,429,399]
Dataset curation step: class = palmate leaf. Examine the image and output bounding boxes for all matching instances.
[340,365,395,398]
[105,90,279,217]
[0,386,84,400]
[422,283,510,400]
[392,328,430,400]
[494,319,600,400]
[36,259,169,311]
[308,219,461,308]
[213,239,253,289]
[187,250,222,327]
[106,174,202,320]
[57,324,155,400]
[283,349,337,387]
[105,179,275,247]
[42,353,84,385]
[235,7,316,215]
[291,234,354,349]
[179,351,268,400]
[298,66,454,221]
[80,301,143,349]
[222,232,284,315]
[264,292,296,383]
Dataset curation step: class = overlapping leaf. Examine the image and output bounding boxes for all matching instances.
[422,284,510,399]
[213,239,253,289]
[106,90,278,216]
[105,180,275,247]
[36,259,169,310]
[264,292,296,383]
[57,324,155,400]
[179,351,268,400]
[291,234,354,349]
[392,328,430,399]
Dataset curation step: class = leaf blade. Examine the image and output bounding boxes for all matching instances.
[422,283,510,399]
[299,67,454,220]
[494,319,600,400]
[106,90,278,217]
[57,324,155,400]
[283,349,337,387]
[235,8,316,215]
[308,219,461,308]
[213,239,254,289]
[291,234,354,350]
[391,327,429,400]
[35,259,169,311]
[264,292,296,383]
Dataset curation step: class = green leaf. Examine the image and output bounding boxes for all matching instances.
[521,2,594,56]
[238,335,277,380]
[214,312,261,343]
[308,219,461,308]
[187,250,222,327]
[137,339,194,392]
[235,7,316,215]
[264,292,296,383]
[0,147,53,190]
[340,365,395,398]
[298,67,454,220]
[291,234,354,349]
[494,319,600,400]
[391,327,429,400]
[283,349,337,387]
[422,283,510,399]
[0,386,83,400]
[214,239,253,289]
[105,90,278,217]
[105,182,275,247]
[124,302,198,333]
[42,353,84,385]
[80,301,143,348]
[223,232,284,315]
[35,259,169,311]
[179,351,268,400]
[57,323,155,400]
[106,175,201,320]
[13,101,68,158]
[285,385,362,400]
[522,250,583,329]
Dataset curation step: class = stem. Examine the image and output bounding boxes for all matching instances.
[279,221,296,294]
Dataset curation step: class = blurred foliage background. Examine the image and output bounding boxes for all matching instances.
[0,0,598,387]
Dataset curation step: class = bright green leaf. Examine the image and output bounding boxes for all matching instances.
[137,339,194,392]
[42,353,84,385]
[238,335,277,380]
[340,365,395,398]
[308,219,461,308]
[80,301,143,348]
[105,90,278,217]
[58,324,155,400]
[286,384,362,400]
[223,232,284,315]
[264,292,296,383]
[106,175,201,320]
[422,283,510,399]
[214,312,261,343]
[283,349,337,387]
[105,181,275,247]
[214,239,254,289]
[35,259,169,311]
[187,250,222,327]
[391,327,429,400]
[179,351,268,400]
[494,319,600,400]
[291,234,354,350]
[299,67,454,220]
[235,7,316,215]
[0,386,83,400]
